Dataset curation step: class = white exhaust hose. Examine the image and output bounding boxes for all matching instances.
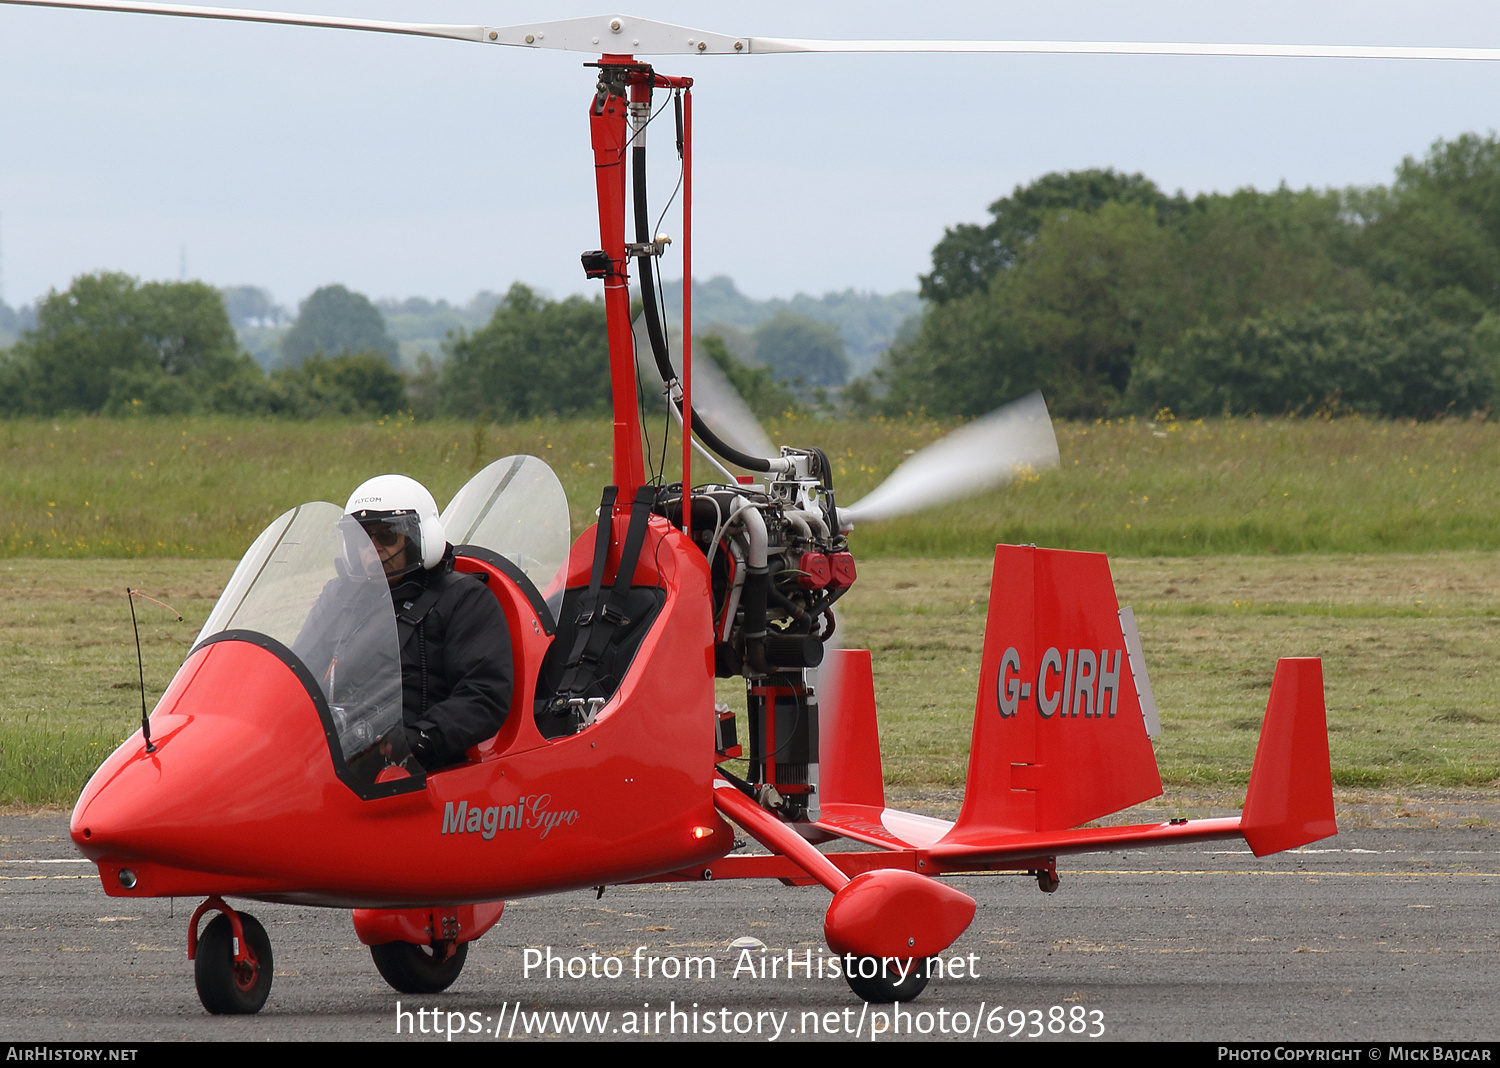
[711,496,759,641]
[735,503,821,822]
[838,391,1061,527]
[739,501,769,570]
[719,538,747,643]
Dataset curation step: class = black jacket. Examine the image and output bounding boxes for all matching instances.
[391,561,513,769]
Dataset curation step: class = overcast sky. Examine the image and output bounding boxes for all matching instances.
[1,0,1499,310]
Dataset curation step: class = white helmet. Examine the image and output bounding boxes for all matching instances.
[344,474,447,572]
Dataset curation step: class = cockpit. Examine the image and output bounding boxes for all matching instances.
[190,456,570,799]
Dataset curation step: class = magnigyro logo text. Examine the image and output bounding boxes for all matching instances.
[996,646,1125,720]
[440,795,579,841]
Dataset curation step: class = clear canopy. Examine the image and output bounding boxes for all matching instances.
[195,502,407,777]
[440,454,570,604]
[188,458,570,788]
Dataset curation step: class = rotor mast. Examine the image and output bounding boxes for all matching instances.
[588,57,647,500]
[589,56,694,503]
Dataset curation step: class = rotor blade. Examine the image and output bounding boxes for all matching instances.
[0,0,491,43]
[0,5,754,51]
[840,390,1060,525]
[0,5,753,53]
[633,313,776,462]
[746,37,1500,63]
[6,4,1500,63]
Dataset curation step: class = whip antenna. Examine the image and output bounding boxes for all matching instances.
[126,587,183,753]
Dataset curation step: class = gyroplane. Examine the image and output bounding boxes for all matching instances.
[18,0,1485,1015]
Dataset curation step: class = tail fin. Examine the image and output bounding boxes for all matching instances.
[1241,658,1337,856]
[818,649,885,810]
[945,545,1162,846]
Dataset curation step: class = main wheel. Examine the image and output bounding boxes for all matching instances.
[370,940,468,994]
[195,912,274,1015]
[844,956,934,1004]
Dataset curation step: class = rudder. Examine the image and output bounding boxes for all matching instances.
[1241,657,1337,856]
[818,649,885,810]
[945,545,1162,846]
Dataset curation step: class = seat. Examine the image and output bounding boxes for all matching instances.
[452,549,555,759]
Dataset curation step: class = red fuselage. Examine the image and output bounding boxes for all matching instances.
[72,515,732,908]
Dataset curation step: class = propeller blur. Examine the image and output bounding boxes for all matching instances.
[839,391,1060,526]
[632,313,776,463]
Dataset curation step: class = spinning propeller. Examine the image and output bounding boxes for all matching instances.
[633,315,778,468]
[637,328,1061,735]
[635,317,1059,524]
[837,391,1059,526]
[634,313,1061,524]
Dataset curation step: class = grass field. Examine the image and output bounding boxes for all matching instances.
[3,552,1496,806]
[5,412,1500,558]
[3,413,1498,807]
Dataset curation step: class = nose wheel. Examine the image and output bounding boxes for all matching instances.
[192,909,274,1015]
[843,957,934,1003]
[370,940,469,994]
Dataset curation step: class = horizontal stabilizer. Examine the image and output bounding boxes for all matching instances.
[1241,658,1337,856]
[929,816,1244,865]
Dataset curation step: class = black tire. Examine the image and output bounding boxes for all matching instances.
[370,940,468,994]
[844,956,934,1003]
[195,912,274,1015]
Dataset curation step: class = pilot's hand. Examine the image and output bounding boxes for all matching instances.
[405,720,440,768]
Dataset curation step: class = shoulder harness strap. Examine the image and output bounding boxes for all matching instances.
[550,484,655,711]
[394,583,447,642]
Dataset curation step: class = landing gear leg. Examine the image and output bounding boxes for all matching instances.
[189,896,274,1015]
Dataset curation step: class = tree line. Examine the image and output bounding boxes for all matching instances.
[0,278,407,417]
[5,131,1498,422]
[865,132,1500,420]
[0,273,836,419]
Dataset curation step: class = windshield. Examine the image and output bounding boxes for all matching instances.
[441,454,570,606]
[195,502,412,788]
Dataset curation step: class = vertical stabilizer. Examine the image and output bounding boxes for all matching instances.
[944,545,1162,846]
[818,649,885,810]
[1241,658,1337,856]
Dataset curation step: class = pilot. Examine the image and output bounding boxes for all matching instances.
[345,474,513,770]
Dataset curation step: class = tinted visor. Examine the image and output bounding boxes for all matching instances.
[354,510,423,563]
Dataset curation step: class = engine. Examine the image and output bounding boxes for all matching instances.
[656,446,856,822]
